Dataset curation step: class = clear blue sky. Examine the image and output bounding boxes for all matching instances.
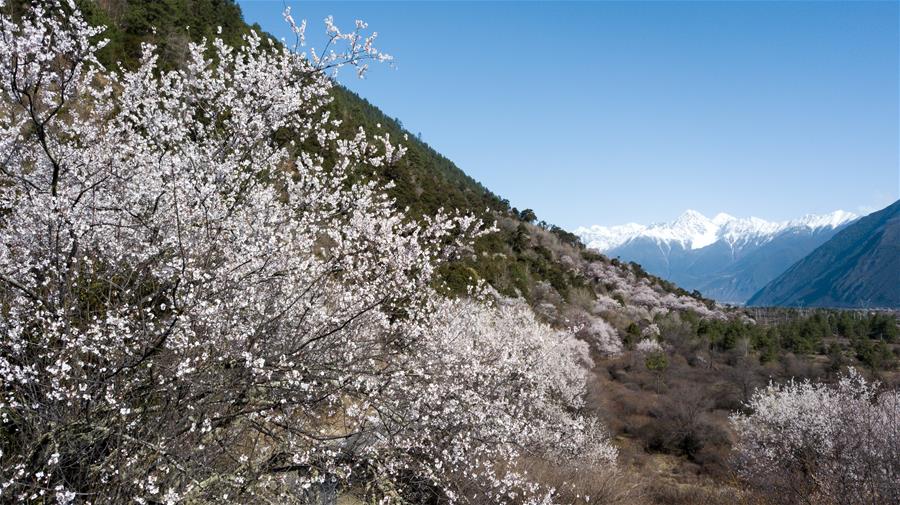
[237,0,899,229]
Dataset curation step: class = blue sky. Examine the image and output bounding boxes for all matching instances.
[237,0,899,229]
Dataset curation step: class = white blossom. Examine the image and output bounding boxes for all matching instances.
[634,338,663,354]
[731,369,900,505]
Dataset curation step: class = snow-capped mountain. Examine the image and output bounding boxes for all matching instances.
[749,200,900,309]
[575,210,858,304]
[578,210,857,253]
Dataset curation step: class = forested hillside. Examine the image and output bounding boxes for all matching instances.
[68,0,505,212]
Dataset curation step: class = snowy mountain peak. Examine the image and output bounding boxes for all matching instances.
[712,213,737,225]
[665,210,719,249]
[575,209,858,252]
[676,209,707,222]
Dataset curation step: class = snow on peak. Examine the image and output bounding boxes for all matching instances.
[790,210,857,230]
[573,222,645,251]
[676,209,706,221]
[575,209,857,252]
[663,210,719,249]
[712,213,737,226]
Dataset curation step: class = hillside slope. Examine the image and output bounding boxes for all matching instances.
[73,0,506,219]
[74,0,713,307]
[748,200,900,308]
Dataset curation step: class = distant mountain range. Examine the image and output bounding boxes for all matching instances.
[749,200,900,309]
[576,210,858,304]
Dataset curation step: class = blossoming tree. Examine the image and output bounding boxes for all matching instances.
[0,1,614,503]
[731,369,899,505]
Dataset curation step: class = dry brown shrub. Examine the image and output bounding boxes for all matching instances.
[519,457,647,505]
[646,481,770,505]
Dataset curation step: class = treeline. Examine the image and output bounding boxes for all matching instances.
[694,310,899,369]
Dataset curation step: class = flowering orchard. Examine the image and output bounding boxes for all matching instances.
[0,2,615,503]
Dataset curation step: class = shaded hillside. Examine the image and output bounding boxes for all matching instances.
[73,0,258,69]
[75,0,506,219]
[749,200,900,308]
[694,226,850,303]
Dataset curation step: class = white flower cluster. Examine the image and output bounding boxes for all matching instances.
[587,262,724,320]
[583,318,623,356]
[640,323,660,339]
[0,2,614,502]
[731,369,900,505]
[634,338,663,354]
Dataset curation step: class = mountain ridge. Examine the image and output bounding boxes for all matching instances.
[575,209,858,304]
[576,209,857,252]
[748,200,900,308]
